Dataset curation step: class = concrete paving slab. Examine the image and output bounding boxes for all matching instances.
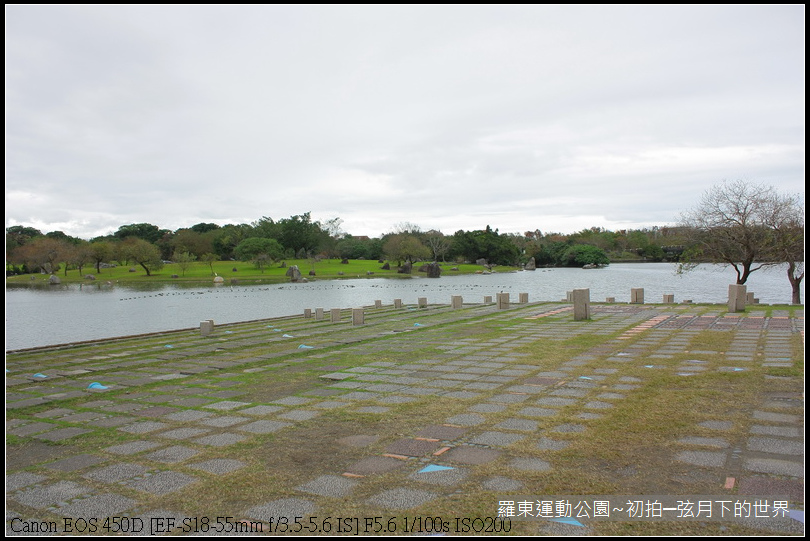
[743,458,804,477]
[188,459,247,475]
[84,463,149,483]
[55,493,137,518]
[144,446,201,463]
[34,428,92,442]
[238,420,292,434]
[675,450,727,468]
[468,431,525,447]
[10,481,90,508]
[245,498,316,522]
[104,441,162,455]
[297,475,357,497]
[129,471,198,495]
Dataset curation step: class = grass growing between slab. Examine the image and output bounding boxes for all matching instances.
[5,304,803,536]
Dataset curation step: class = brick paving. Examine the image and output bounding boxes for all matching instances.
[5,300,803,535]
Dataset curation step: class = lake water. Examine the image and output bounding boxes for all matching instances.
[5,263,800,351]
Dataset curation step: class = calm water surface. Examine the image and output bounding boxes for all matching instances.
[5,263,800,351]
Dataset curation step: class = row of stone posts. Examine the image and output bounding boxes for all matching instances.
[200,283,758,337]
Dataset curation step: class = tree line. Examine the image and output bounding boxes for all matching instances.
[5,215,685,276]
[5,181,804,303]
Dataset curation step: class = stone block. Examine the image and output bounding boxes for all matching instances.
[352,308,364,325]
[315,308,324,320]
[496,292,510,309]
[663,294,674,303]
[572,288,590,321]
[418,297,427,308]
[630,288,644,304]
[728,284,746,312]
[394,299,403,308]
[451,295,463,309]
[330,308,341,323]
[200,320,214,337]
[519,292,528,303]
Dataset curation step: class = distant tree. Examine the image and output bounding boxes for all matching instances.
[765,192,804,304]
[425,230,451,262]
[212,224,252,259]
[6,225,43,259]
[189,222,221,234]
[114,223,165,244]
[560,244,610,267]
[201,253,218,276]
[277,213,323,256]
[173,251,197,276]
[234,237,284,272]
[336,237,370,260]
[119,238,163,276]
[172,229,214,258]
[384,234,430,266]
[65,242,93,276]
[12,236,70,274]
[679,180,799,285]
[89,241,114,273]
[450,226,520,266]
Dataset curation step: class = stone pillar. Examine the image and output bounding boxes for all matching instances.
[497,292,510,310]
[566,291,573,302]
[304,308,312,318]
[663,294,674,304]
[630,288,644,304]
[200,320,214,337]
[352,308,364,325]
[746,292,755,304]
[519,292,529,304]
[572,288,591,321]
[728,284,746,312]
[331,308,341,322]
[418,297,427,308]
[606,297,615,303]
[451,295,463,309]
[374,300,382,309]
[315,308,324,321]
[484,295,493,303]
[394,299,403,309]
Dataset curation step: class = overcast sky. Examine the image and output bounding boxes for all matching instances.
[5,5,805,240]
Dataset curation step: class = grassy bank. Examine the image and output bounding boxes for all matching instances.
[6,259,520,285]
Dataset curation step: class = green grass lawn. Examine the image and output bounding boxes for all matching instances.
[7,259,518,285]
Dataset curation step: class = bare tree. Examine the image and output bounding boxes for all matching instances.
[425,230,451,262]
[679,180,803,294]
[765,192,804,304]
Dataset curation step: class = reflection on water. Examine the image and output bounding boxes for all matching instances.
[5,263,800,350]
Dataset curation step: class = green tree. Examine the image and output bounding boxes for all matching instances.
[114,223,166,244]
[201,253,218,276]
[383,234,430,266]
[119,238,163,276]
[561,244,610,267]
[277,213,324,256]
[173,251,197,276]
[89,241,114,273]
[234,237,284,272]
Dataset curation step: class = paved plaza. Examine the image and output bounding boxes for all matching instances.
[6,298,804,535]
